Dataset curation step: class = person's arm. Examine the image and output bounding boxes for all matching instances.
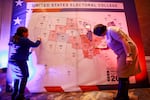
[86,30,93,41]
[25,38,41,47]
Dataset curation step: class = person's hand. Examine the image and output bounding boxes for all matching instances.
[85,24,91,31]
[37,37,41,41]
[126,56,133,65]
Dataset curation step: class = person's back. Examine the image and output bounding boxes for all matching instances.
[10,36,40,61]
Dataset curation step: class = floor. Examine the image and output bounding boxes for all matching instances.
[0,71,150,100]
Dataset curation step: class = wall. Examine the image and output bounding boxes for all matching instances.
[0,0,12,68]
[0,0,12,42]
[134,0,150,83]
[0,0,2,38]
[134,0,150,56]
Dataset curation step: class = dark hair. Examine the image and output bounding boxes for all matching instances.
[93,24,106,36]
[16,27,28,37]
[13,27,28,43]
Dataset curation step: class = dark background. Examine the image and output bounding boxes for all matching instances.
[134,0,150,56]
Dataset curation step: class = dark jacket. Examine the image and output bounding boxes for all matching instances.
[9,37,41,61]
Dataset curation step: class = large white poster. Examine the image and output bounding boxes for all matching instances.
[26,11,134,92]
